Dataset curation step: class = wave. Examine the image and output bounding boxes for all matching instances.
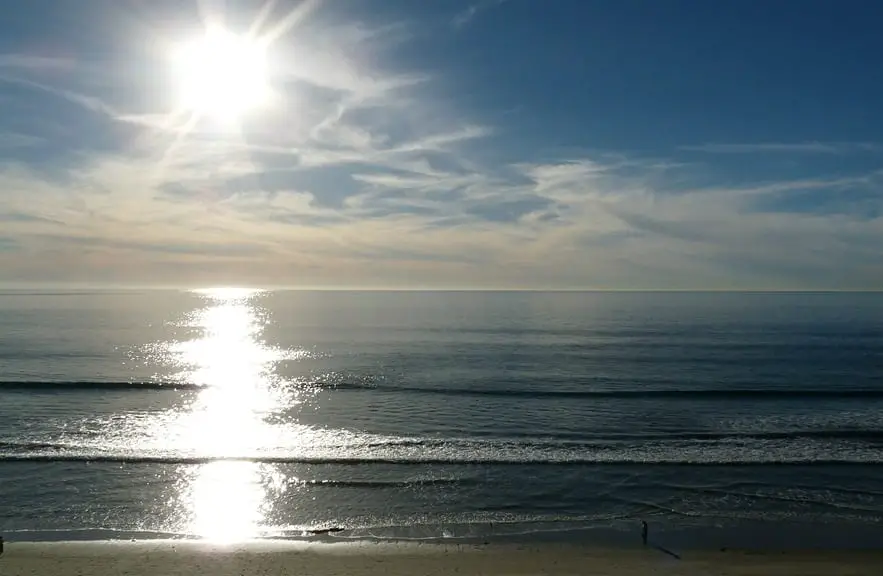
[5,379,883,400]
[281,429,883,444]
[4,427,883,457]
[3,433,883,465]
[1,453,880,465]
[557,429,883,442]
[316,382,883,400]
[0,380,204,391]
[291,477,470,488]
[0,441,74,452]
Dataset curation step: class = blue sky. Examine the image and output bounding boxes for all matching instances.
[0,0,881,289]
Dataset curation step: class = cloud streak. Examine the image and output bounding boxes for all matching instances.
[452,0,508,29]
[680,142,883,155]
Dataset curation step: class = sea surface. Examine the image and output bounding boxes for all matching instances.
[1,289,882,548]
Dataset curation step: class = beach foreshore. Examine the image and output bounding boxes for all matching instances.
[1,540,881,576]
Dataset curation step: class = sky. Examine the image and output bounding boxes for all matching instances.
[0,0,881,290]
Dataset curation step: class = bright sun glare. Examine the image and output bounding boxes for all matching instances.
[173,26,270,122]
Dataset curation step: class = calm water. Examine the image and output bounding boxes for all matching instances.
[1,289,882,547]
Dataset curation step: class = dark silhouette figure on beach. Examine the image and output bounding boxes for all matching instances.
[638,521,681,560]
[0,535,4,556]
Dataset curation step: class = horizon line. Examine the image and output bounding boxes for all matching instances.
[0,285,881,294]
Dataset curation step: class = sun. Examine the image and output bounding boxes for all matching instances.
[172,26,270,122]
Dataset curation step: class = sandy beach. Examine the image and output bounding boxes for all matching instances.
[1,540,881,576]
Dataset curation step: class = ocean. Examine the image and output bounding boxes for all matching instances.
[1,289,882,548]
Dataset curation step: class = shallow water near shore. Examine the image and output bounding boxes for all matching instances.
[1,289,882,548]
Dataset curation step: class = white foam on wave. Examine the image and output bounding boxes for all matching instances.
[3,430,883,464]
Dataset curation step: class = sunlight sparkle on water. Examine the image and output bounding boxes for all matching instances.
[184,461,281,542]
[91,287,371,540]
[174,288,282,540]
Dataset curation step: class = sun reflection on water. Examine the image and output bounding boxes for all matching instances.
[171,288,285,540]
[184,461,267,542]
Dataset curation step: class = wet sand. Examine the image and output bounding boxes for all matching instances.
[1,540,881,576]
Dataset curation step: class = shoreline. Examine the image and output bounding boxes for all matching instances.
[5,517,883,550]
[1,540,882,576]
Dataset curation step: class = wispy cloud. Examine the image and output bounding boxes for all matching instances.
[0,54,76,71]
[0,236,17,251]
[0,133,45,149]
[452,0,508,29]
[679,142,883,154]
[0,73,121,119]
